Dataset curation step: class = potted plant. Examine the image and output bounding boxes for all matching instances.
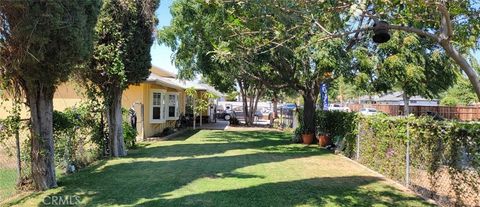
[316,127,331,147]
[301,125,314,145]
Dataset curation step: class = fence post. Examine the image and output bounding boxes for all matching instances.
[15,129,21,185]
[405,121,410,188]
[356,121,360,161]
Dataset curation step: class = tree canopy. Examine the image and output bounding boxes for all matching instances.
[85,0,159,157]
[0,0,100,190]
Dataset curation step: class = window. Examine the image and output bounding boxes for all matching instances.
[152,92,162,120]
[166,93,179,120]
[150,89,166,123]
[150,89,179,123]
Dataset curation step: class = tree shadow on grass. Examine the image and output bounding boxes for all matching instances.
[128,130,299,159]
[139,176,434,207]
[34,148,327,206]
[165,129,202,141]
[10,130,430,207]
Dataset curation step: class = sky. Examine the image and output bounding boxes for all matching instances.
[150,0,480,75]
[150,0,176,74]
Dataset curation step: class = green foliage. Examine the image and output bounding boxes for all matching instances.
[52,106,102,170]
[328,76,364,103]
[185,87,217,115]
[364,0,480,50]
[351,115,480,206]
[0,0,101,188]
[292,125,303,143]
[225,91,239,101]
[351,31,457,100]
[440,77,478,106]
[0,0,101,87]
[122,121,137,149]
[87,0,159,90]
[2,130,432,206]
[316,111,358,139]
[0,114,22,157]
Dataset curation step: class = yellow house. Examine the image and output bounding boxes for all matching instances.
[0,66,219,140]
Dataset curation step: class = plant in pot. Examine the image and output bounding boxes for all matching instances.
[301,125,314,145]
[316,126,331,147]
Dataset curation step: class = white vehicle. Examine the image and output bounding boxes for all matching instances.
[328,104,351,112]
[359,108,378,115]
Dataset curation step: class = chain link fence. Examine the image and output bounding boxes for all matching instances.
[354,118,480,206]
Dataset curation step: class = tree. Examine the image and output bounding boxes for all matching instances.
[263,87,297,119]
[223,1,350,134]
[350,31,457,114]
[161,1,354,132]
[85,0,159,157]
[441,78,478,106]
[0,1,100,190]
[440,61,480,106]
[380,32,456,114]
[319,1,480,100]
[185,87,217,129]
[328,76,363,104]
[158,0,273,126]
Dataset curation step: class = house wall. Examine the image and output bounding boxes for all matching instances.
[0,82,83,119]
[142,83,186,138]
[1,81,188,140]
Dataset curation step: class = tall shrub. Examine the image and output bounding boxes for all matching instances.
[0,1,100,190]
[84,0,159,157]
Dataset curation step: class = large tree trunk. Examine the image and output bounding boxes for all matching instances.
[302,92,316,134]
[247,88,264,124]
[242,96,250,126]
[238,79,251,126]
[402,92,410,115]
[106,87,126,157]
[27,84,57,190]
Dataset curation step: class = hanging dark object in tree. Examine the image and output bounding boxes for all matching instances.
[372,21,391,43]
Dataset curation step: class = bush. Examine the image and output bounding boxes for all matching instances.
[315,110,357,138]
[295,109,357,146]
[352,115,480,206]
[297,108,480,205]
[123,121,137,149]
[53,106,101,172]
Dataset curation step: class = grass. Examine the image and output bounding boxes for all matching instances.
[4,129,432,207]
[0,168,17,203]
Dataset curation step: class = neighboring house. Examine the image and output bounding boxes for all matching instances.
[357,92,439,106]
[0,66,219,140]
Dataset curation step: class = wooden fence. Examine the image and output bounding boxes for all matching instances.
[348,104,480,121]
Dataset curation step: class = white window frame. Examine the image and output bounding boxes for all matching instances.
[166,92,180,120]
[150,89,166,124]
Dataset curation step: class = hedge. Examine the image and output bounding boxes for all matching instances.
[295,111,480,205]
[349,114,479,206]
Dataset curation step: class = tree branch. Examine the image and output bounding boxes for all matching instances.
[437,2,454,40]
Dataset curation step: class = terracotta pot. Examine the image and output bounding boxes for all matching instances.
[317,134,331,147]
[301,133,314,145]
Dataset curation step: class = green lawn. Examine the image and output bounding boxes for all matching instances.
[5,130,432,207]
[0,168,16,203]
